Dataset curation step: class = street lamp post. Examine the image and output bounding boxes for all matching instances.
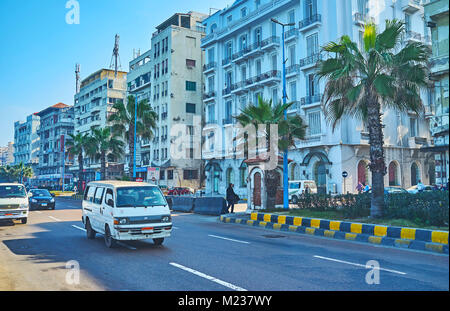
[271,18,295,210]
[134,94,138,180]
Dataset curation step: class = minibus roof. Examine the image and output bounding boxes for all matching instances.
[86,180,158,188]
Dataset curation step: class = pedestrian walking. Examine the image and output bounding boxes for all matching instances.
[226,183,239,214]
[356,181,363,194]
[363,182,370,193]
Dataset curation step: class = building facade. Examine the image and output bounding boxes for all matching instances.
[72,68,127,182]
[201,0,435,199]
[13,113,40,173]
[0,142,14,167]
[129,11,207,189]
[423,0,449,187]
[36,103,74,188]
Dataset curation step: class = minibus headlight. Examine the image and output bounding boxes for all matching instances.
[114,218,128,225]
[162,216,171,222]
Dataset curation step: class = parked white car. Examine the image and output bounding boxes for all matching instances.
[0,183,29,224]
[288,180,318,204]
[407,185,434,194]
[82,181,172,248]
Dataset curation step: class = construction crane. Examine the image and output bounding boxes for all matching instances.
[109,34,122,77]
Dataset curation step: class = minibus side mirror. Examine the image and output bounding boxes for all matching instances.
[107,199,114,207]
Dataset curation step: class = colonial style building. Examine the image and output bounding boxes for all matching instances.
[423,0,449,187]
[200,0,435,201]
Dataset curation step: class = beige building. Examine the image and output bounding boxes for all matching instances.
[0,142,14,166]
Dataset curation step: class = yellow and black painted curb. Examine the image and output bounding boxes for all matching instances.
[219,212,449,255]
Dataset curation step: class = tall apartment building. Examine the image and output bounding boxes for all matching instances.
[126,49,152,176]
[13,113,40,172]
[423,0,449,186]
[200,0,435,199]
[130,11,207,189]
[0,142,14,166]
[72,69,127,181]
[36,103,74,187]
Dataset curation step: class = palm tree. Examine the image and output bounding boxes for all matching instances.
[108,95,157,178]
[235,97,307,209]
[316,19,429,217]
[86,127,125,180]
[66,133,89,192]
[0,163,33,183]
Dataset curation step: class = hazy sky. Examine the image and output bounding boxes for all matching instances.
[0,0,232,146]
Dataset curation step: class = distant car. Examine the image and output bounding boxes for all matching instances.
[288,180,318,204]
[407,185,434,194]
[28,189,56,210]
[383,186,408,194]
[167,187,193,196]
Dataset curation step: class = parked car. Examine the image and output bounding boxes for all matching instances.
[167,187,193,196]
[82,181,172,248]
[407,185,434,194]
[0,183,29,224]
[28,189,56,210]
[288,180,318,204]
[384,186,408,194]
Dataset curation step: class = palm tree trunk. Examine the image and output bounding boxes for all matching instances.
[101,151,106,180]
[367,95,386,218]
[78,153,83,192]
[129,125,135,179]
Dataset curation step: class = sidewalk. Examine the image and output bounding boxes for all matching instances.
[219,212,449,255]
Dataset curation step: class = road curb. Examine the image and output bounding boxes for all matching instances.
[219,213,449,255]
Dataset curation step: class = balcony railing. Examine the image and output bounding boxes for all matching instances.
[404,31,422,42]
[301,94,322,106]
[286,64,301,75]
[223,117,236,125]
[284,28,299,40]
[261,36,280,49]
[222,87,232,96]
[203,62,217,72]
[203,91,216,100]
[299,14,322,30]
[353,13,375,25]
[300,53,322,67]
[222,57,232,66]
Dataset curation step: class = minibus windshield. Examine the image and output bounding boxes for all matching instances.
[0,185,27,198]
[116,186,166,207]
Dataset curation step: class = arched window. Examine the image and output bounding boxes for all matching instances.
[357,160,369,184]
[411,162,420,186]
[313,161,327,194]
[226,167,234,186]
[239,162,248,188]
[210,23,217,33]
[388,161,399,186]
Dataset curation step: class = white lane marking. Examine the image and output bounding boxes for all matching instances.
[170,262,247,291]
[72,225,86,232]
[35,211,42,214]
[313,255,407,275]
[48,216,61,222]
[208,234,250,244]
[173,226,179,229]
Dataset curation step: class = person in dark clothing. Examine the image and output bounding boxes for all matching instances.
[226,183,239,213]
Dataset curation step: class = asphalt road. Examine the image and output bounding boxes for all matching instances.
[0,198,448,291]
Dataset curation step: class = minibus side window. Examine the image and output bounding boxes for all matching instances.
[105,188,114,207]
[86,186,96,202]
[83,186,90,201]
[94,187,105,205]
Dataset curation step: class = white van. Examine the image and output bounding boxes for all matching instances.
[288,180,318,204]
[0,183,29,224]
[82,181,172,248]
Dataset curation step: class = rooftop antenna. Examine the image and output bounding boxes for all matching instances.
[75,63,80,93]
[109,34,122,77]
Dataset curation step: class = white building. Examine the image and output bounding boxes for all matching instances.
[72,69,127,181]
[13,113,40,171]
[132,11,207,189]
[200,0,435,199]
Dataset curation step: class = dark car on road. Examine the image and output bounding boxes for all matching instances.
[28,189,55,210]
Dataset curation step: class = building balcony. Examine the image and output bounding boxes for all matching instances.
[222,117,236,125]
[203,91,216,102]
[222,87,232,97]
[402,0,421,14]
[300,53,322,70]
[222,57,232,67]
[203,62,217,74]
[231,82,247,95]
[286,101,301,114]
[205,119,218,126]
[429,54,449,75]
[284,28,299,42]
[261,36,280,51]
[286,64,301,77]
[403,31,423,44]
[353,13,375,26]
[409,136,429,148]
[299,14,322,33]
[301,94,322,107]
[161,112,167,120]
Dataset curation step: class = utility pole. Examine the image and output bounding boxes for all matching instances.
[110,34,121,78]
[271,18,295,209]
[75,63,80,93]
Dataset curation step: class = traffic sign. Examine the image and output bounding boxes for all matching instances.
[342,171,348,178]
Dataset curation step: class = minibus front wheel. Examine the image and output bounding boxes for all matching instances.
[153,238,164,245]
[104,225,117,248]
